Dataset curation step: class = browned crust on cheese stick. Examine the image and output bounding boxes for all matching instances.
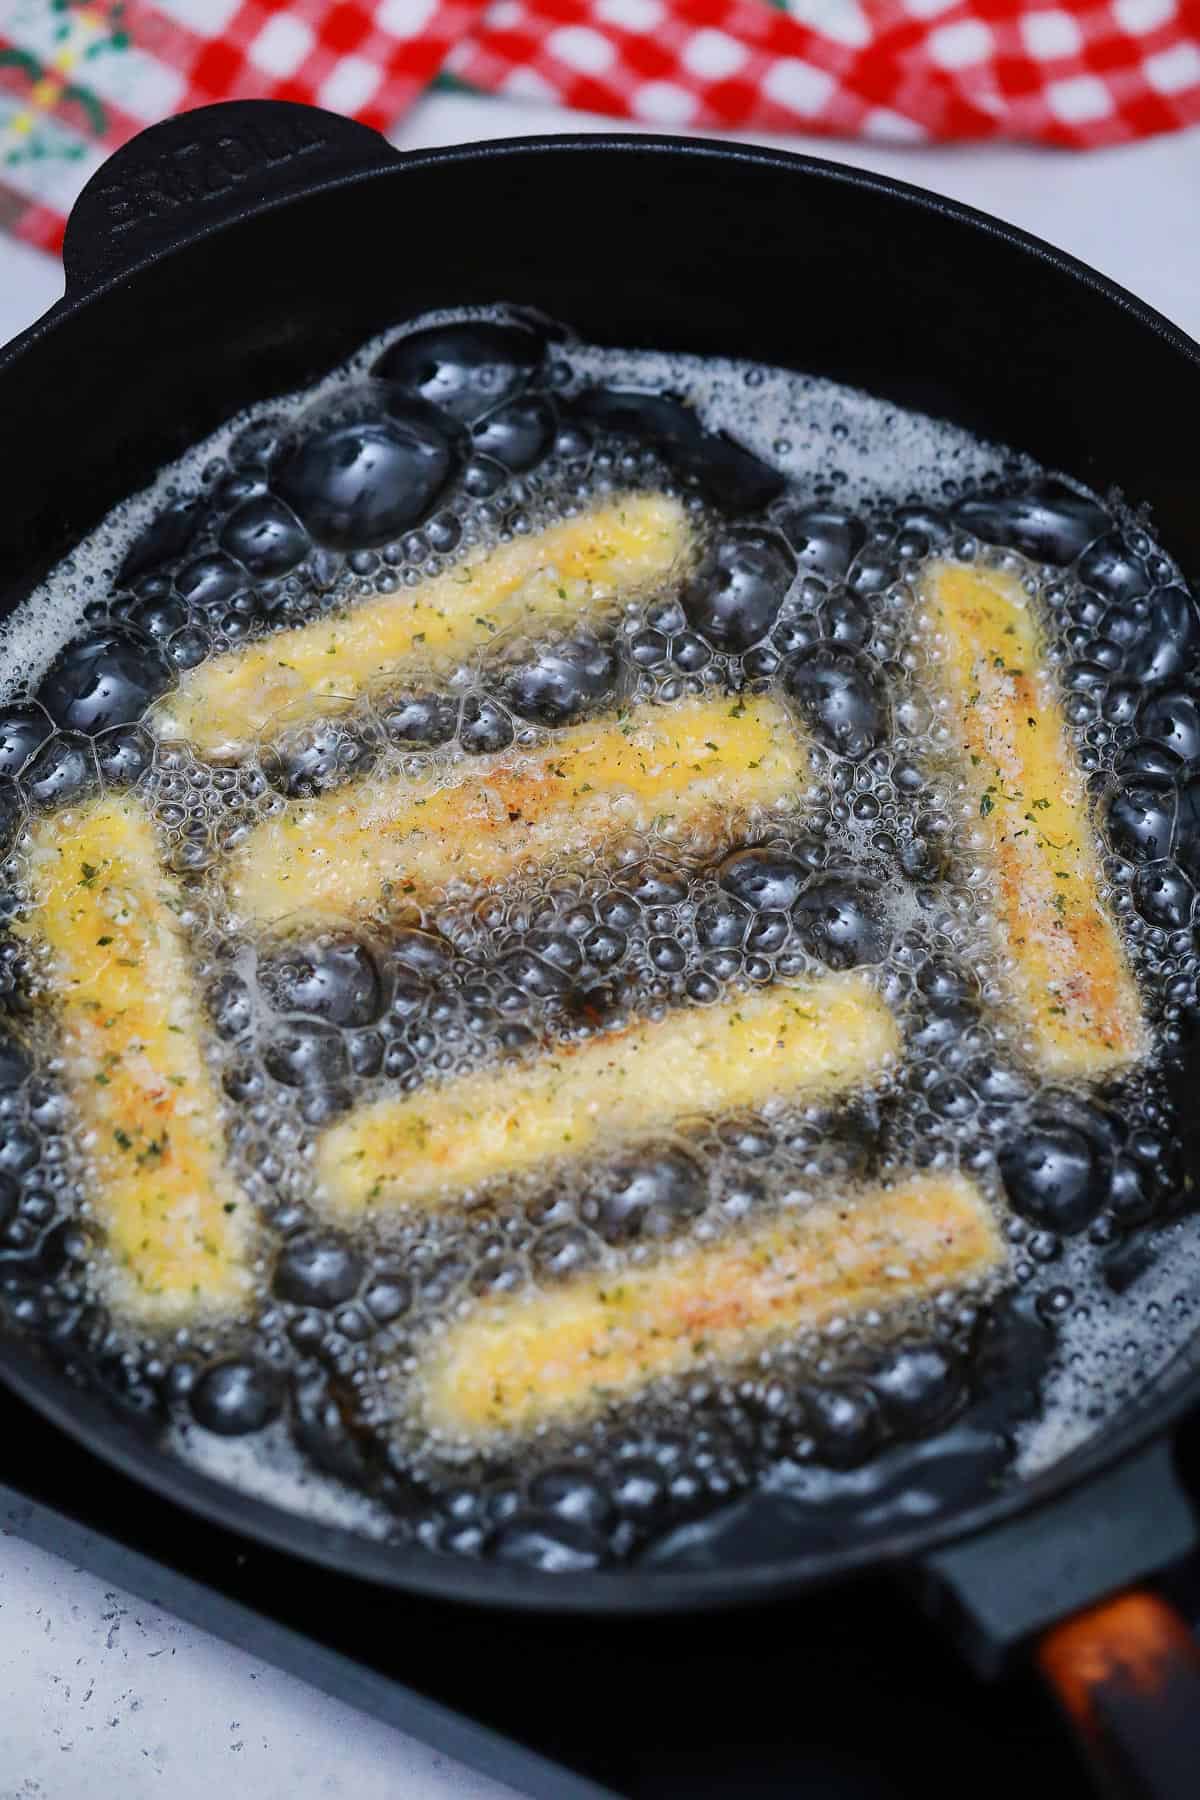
[314,973,900,1218]
[16,796,253,1325]
[918,559,1146,1078]
[155,493,694,757]
[227,692,811,930]
[417,1171,1005,1440]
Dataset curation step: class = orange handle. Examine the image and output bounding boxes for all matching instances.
[1037,1589,1200,1799]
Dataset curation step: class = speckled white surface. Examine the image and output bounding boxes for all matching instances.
[1,88,1199,1800]
[0,1529,521,1800]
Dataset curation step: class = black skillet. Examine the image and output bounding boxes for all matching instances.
[2,99,1200,1796]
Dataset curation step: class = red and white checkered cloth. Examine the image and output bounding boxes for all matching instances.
[1,0,1198,254]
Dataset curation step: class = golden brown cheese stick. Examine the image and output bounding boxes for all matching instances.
[15,796,252,1326]
[417,1172,1004,1440]
[314,972,899,1218]
[227,692,811,930]
[155,492,694,757]
[918,559,1146,1079]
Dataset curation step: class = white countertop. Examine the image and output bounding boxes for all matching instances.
[2,88,1199,1800]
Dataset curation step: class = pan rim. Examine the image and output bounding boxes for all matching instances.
[3,129,1198,370]
[2,1322,1198,1612]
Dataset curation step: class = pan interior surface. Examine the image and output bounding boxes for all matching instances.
[2,137,1200,1607]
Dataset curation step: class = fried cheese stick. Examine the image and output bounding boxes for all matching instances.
[918,559,1146,1078]
[227,692,812,930]
[155,492,694,757]
[16,796,252,1325]
[314,972,899,1218]
[417,1171,1004,1439]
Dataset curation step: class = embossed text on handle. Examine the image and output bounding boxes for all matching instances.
[93,112,331,247]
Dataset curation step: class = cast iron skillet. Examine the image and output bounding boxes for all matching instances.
[2,99,1200,1793]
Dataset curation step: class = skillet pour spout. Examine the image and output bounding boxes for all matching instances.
[2,95,1200,1800]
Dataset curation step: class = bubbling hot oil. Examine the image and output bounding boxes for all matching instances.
[1,307,1199,1571]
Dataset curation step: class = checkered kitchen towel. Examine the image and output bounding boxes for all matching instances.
[1,0,1198,253]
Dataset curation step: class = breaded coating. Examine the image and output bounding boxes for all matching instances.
[155,493,694,756]
[417,1172,1004,1439]
[918,559,1146,1078]
[228,692,811,930]
[17,797,252,1324]
[314,973,899,1217]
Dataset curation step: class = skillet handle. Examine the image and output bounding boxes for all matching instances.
[921,1438,1200,1797]
[61,99,396,295]
[922,1438,1198,1677]
[1037,1589,1200,1800]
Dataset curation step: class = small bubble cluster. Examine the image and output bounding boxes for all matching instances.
[1,308,1198,1571]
